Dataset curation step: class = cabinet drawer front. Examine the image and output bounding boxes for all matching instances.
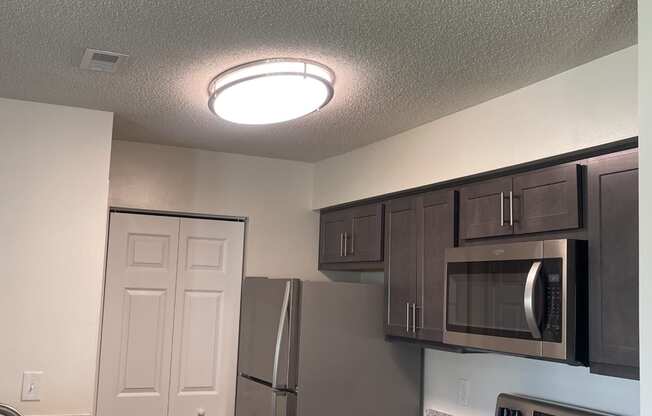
[513,164,581,235]
[459,177,513,239]
[385,197,418,338]
[589,151,639,375]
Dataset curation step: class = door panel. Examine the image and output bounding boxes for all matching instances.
[418,190,455,342]
[513,164,581,234]
[168,218,245,416]
[589,151,639,379]
[348,203,383,262]
[384,197,417,338]
[97,213,180,416]
[319,211,348,263]
[459,177,513,239]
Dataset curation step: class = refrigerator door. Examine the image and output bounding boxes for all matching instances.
[297,282,422,416]
[235,376,297,416]
[238,277,300,389]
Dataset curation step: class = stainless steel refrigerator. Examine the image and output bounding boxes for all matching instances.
[235,277,422,416]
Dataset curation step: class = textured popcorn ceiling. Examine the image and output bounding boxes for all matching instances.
[0,1,637,162]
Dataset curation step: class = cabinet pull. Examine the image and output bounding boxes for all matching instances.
[339,233,344,257]
[350,230,354,254]
[344,232,348,256]
[509,191,514,226]
[406,302,410,332]
[412,303,417,333]
[500,191,505,226]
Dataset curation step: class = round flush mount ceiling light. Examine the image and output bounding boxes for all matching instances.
[208,58,335,125]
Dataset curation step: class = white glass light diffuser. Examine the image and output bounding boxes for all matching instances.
[208,59,335,125]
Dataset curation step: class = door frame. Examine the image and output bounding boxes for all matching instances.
[93,206,249,416]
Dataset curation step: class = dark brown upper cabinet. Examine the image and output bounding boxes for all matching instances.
[588,150,639,380]
[459,164,581,239]
[459,177,512,239]
[384,190,456,343]
[385,196,418,338]
[319,202,384,270]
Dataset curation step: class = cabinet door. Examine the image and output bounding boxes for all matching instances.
[459,177,512,239]
[97,213,180,416]
[319,210,348,263]
[513,164,581,235]
[347,203,383,262]
[384,197,418,338]
[417,190,456,342]
[588,151,639,379]
[168,219,245,416]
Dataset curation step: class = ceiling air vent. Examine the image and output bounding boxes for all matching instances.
[80,48,128,73]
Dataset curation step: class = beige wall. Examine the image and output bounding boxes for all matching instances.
[313,46,638,209]
[312,47,640,414]
[639,1,651,413]
[0,98,112,416]
[109,140,326,281]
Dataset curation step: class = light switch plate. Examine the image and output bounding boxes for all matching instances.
[21,371,43,401]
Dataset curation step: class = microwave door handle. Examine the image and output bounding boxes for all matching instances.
[524,260,543,339]
[272,282,291,389]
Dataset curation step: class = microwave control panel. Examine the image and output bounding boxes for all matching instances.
[541,259,563,343]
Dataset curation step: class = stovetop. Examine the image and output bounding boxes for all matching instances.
[495,394,618,416]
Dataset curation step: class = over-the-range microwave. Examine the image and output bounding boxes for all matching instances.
[443,239,588,364]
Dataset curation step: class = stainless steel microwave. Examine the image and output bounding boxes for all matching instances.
[443,239,587,364]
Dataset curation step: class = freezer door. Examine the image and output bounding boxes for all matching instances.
[236,376,297,416]
[238,277,300,389]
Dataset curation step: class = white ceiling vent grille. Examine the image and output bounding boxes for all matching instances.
[80,48,128,73]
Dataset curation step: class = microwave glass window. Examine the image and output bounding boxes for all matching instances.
[447,260,537,339]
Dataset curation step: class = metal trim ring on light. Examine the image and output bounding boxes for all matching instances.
[207,58,335,123]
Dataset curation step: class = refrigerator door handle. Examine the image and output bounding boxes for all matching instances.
[272,281,291,389]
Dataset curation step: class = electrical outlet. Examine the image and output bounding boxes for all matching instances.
[425,409,453,416]
[457,378,470,406]
[21,371,43,401]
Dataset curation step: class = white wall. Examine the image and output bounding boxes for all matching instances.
[638,1,651,414]
[0,98,112,416]
[313,46,638,209]
[109,140,326,281]
[312,47,640,415]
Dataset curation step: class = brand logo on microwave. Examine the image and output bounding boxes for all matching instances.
[492,249,506,256]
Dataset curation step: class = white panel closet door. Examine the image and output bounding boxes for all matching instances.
[168,218,245,416]
[97,213,180,416]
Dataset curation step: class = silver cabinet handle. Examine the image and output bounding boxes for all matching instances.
[339,233,343,257]
[272,282,291,389]
[412,303,417,333]
[343,232,348,257]
[524,261,543,339]
[406,302,410,332]
[350,231,355,254]
[509,191,514,226]
[500,191,505,226]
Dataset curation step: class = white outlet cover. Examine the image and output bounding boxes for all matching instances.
[21,371,43,401]
[457,378,470,406]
